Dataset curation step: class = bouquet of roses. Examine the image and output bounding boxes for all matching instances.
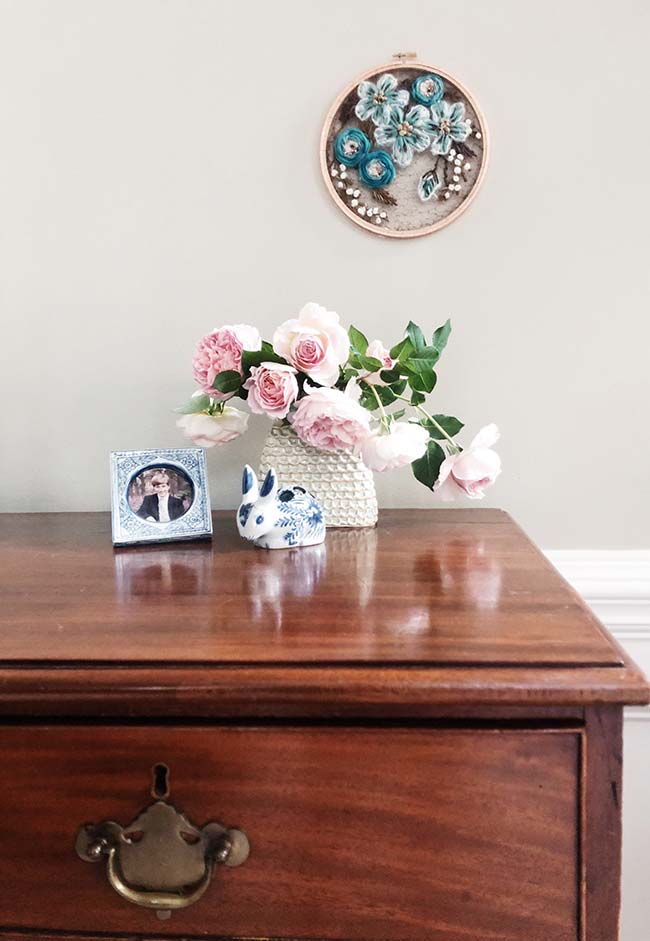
[176,302,500,499]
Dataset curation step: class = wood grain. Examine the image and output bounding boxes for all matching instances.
[0,510,629,667]
[0,724,580,941]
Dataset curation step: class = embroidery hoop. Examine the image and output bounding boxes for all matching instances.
[319,54,489,239]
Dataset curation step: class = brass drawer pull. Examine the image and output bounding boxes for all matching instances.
[75,796,249,920]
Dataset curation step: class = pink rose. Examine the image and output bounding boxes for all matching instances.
[289,380,371,451]
[361,421,429,471]
[273,302,350,387]
[192,323,261,400]
[434,424,501,500]
[362,339,395,386]
[176,407,249,447]
[244,362,299,420]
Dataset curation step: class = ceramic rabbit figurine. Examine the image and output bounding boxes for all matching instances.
[237,465,326,550]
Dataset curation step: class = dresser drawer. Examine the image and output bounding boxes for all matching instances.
[0,724,579,941]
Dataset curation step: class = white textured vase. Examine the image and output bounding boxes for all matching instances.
[259,423,378,528]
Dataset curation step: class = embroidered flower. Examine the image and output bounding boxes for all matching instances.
[430,100,470,155]
[334,128,370,167]
[374,105,435,168]
[412,73,445,106]
[355,73,409,126]
[358,151,395,189]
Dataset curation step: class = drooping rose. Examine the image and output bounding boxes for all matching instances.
[361,421,429,471]
[192,324,262,400]
[289,380,370,451]
[176,407,249,447]
[244,362,299,420]
[434,424,501,500]
[272,302,350,387]
[362,339,395,386]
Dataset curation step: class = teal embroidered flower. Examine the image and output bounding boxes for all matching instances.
[334,128,371,167]
[412,73,445,106]
[355,73,409,126]
[358,151,396,189]
[430,100,470,155]
[374,105,435,168]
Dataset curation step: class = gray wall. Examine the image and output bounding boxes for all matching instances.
[1,0,648,548]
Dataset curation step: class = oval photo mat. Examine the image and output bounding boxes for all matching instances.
[320,62,488,238]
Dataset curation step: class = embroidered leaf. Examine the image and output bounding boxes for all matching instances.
[411,440,446,489]
[372,187,397,206]
[418,168,441,202]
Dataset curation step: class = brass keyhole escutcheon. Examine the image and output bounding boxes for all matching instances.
[75,764,250,920]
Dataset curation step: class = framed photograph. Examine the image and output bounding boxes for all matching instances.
[110,449,212,547]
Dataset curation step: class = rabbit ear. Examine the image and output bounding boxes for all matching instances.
[242,465,259,502]
[259,467,278,502]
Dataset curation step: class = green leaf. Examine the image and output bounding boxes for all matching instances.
[212,370,241,394]
[431,319,451,356]
[390,337,414,360]
[174,393,212,415]
[348,325,369,354]
[408,369,437,394]
[410,389,426,405]
[406,321,426,351]
[260,340,275,355]
[422,414,464,440]
[379,368,403,384]
[341,366,359,383]
[406,345,444,372]
[390,408,406,421]
[353,354,383,372]
[374,385,398,406]
[240,348,287,372]
[411,440,446,489]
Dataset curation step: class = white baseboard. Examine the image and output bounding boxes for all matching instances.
[544,550,650,716]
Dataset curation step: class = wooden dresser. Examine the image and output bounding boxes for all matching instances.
[0,509,647,941]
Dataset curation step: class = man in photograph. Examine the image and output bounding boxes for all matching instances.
[136,471,186,522]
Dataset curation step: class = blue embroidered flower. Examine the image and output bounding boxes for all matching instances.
[355,73,409,126]
[412,73,445,106]
[430,100,470,155]
[358,151,395,189]
[334,128,371,167]
[374,105,435,168]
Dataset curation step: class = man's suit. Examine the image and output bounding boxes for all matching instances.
[136,494,186,522]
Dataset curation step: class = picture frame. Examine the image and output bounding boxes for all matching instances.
[110,448,213,547]
[320,56,489,239]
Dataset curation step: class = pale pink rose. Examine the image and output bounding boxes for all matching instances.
[361,421,429,472]
[289,380,371,451]
[244,362,299,420]
[192,323,262,400]
[176,407,249,447]
[273,302,350,387]
[434,424,501,500]
[362,339,395,386]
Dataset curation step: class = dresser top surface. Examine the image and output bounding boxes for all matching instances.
[0,508,627,666]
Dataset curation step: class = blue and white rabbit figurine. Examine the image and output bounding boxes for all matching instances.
[237,465,326,549]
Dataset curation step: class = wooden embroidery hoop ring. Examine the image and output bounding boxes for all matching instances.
[319,55,490,239]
